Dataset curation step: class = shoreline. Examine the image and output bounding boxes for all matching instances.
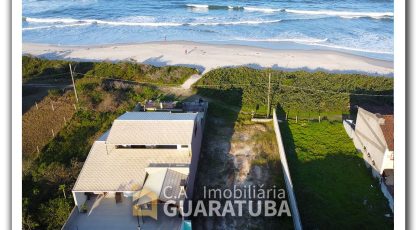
[23,41,394,76]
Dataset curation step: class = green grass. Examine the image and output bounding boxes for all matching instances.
[195,67,393,116]
[280,121,393,229]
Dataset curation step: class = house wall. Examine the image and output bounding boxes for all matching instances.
[73,191,87,212]
[381,149,394,172]
[354,108,389,177]
[186,113,206,200]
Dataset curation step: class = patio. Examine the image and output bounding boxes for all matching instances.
[63,193,183,230]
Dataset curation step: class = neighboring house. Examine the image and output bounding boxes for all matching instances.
[352,107,394,212]
[63,101,207,230]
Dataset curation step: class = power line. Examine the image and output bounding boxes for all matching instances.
[28,72,70,78]
[274,83,394,97]
[196,82,393,97]
[73,72,181,86]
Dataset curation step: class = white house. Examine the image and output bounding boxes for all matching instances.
[63,101,207,230]
[353,107,394,211]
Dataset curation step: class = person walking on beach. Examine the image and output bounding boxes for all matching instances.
[185,49,187,55]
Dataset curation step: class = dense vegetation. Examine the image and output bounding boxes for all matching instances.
[23,55,198,85]
[22,76,168,230]
[85,61,198,84]
[194,67,393,117]
[23,56,71,80]
[280,121,393,229]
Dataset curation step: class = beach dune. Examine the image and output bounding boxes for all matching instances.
[23,41,393,76]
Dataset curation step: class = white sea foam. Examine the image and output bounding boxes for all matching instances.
[234,36,392,54]
[235,37,328,44]
[23,17,282,28]
[186,4,209,8]
[285,9,393,19]
[189,19,281,26]
[312,43,393,55]
[24,17,184,27]
[24,17,83,24]
[22,23,91,31]
[243,7,281,13]
[182,5,393,19]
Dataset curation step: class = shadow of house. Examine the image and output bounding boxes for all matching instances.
[348,88,394,121]
[278,111,394,229]
[189,89,294,229]
[187,87,242,229]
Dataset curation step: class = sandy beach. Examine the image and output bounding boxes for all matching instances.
[23,41,393,76]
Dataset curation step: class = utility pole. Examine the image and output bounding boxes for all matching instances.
[69,63,79,103]
[266,73,271,118]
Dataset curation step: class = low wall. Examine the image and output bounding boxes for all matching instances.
[272,109,303,230]
[61,206,79,230]
[342,120,355,139]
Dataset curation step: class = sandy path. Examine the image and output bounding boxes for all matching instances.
[181,74,202,89]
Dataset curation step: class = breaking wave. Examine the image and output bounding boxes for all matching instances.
[234,37,328,44]
[184,4,393,19]
[284,9,393,19]
[23,17,282,30]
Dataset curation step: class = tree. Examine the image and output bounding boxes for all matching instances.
[59,184,66,199]
[22,214,39,230]
[39,198,71,230]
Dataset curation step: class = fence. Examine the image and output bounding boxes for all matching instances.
[23,96,77,156]
[342,119,355,139]
[272,109,302,230]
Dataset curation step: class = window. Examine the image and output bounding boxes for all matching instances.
[181,145,189,148]
[372,160,376,166]
[367,152,371,158]
[115,145,177,149]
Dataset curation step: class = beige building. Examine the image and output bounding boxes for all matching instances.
[353,107,394,211]
[63,101,207,230]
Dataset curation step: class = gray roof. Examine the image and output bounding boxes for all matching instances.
[116,112,197,121]
[72,142,191,191]
[106,112,198,145]
[159,169,188,203]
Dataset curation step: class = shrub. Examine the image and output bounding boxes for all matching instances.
[39,198,72,230]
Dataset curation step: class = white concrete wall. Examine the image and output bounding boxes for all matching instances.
[381,150,394,172]
[380,180,394,212]
[73,192,87,212]
[342,120,354,139]
[354,108,389,176]
[273,109,302,230]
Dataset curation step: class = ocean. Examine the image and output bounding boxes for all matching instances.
[22,0,394,60]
